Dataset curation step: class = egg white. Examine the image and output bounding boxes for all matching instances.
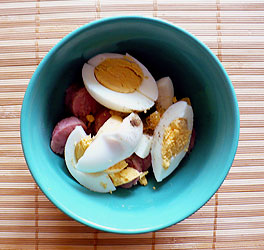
[76,113,143,173]
[88,53,124,67]
[82,53,158,112]
[151,101,193,182]
[134,134,153,159]
[64,126,116,193]
[82,63,154,112]
[96,115,123,136]
[156,76,174,111]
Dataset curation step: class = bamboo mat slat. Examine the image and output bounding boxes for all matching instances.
[0,0,264,249]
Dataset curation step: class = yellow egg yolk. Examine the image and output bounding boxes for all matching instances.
[181,97,191,106]
[75,135,93,162]
[94,58,144,93]
[143,111,161,135]
[162,118,191,169]
[104,160,128,174]
[86,114,95,123]
[139,171,149,186]
[100,182,107,189]
[109,110,127,118]
[109,167,141,186]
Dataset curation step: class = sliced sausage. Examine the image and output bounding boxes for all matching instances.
[94,109,111,133]
[126,153,152,173]
[51,116,87,155]
[120,177,139,189]
[188,129,196,153]
[126,154,143,172]
[120,153,152,188]
[86,123,95,136]
[65,84,79,112]
[65,85,100,121]
[141,153,151,172]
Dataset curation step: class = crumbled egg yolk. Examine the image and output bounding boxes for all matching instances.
[100,182,107,189]
[139,171,149,186]
[143,111,161,135]
[181,97,191,106]
[86,114,95,123]
[94,58,144,93]
[104,160,128,174]
[109,167,141,186]
[155,104,165,114]
[139,176,148,186]
[74,135,93,162]
[156,96,177,114]
[162,118,191,169]
[109,110,127,118]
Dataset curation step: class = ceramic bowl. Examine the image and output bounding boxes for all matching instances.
[21,16,240,234]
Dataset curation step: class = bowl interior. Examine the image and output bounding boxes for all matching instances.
[21,17,239,233]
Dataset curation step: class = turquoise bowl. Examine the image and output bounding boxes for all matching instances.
[21,16,240,234]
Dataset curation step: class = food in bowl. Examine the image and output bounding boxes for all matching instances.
[50,53,194,193]
[21,16,239,232]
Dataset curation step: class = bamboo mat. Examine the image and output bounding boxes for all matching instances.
[0,0,264,249]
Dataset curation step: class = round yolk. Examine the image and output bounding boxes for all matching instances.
[94,58,143,93]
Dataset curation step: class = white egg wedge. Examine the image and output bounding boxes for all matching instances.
[64,126,116,193]
[76,113,143,173]
[134,134,153,159]
[151,101,193,182]
[156,76,174,111]
[96,115,123,136]
[82,53,158,112]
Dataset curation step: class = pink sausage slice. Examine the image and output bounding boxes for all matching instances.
[51,116,87,155]
[120,153,152,189]
[126,154,143,172]
[65,85,100,121]
[188,129,196,153]
[65,84,79,111]
[126,153,152,173]
[120,177,140,189]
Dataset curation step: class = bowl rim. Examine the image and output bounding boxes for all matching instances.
[20,15,240,234]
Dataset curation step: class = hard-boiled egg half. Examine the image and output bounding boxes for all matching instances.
[151,101,194,182]
[82,53,158,112]
[134,134,153,159]
[65,126,116,193]
[77,112,143,173]
[64,113,144,193]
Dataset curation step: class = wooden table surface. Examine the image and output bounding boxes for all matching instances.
[0,0,264,249]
